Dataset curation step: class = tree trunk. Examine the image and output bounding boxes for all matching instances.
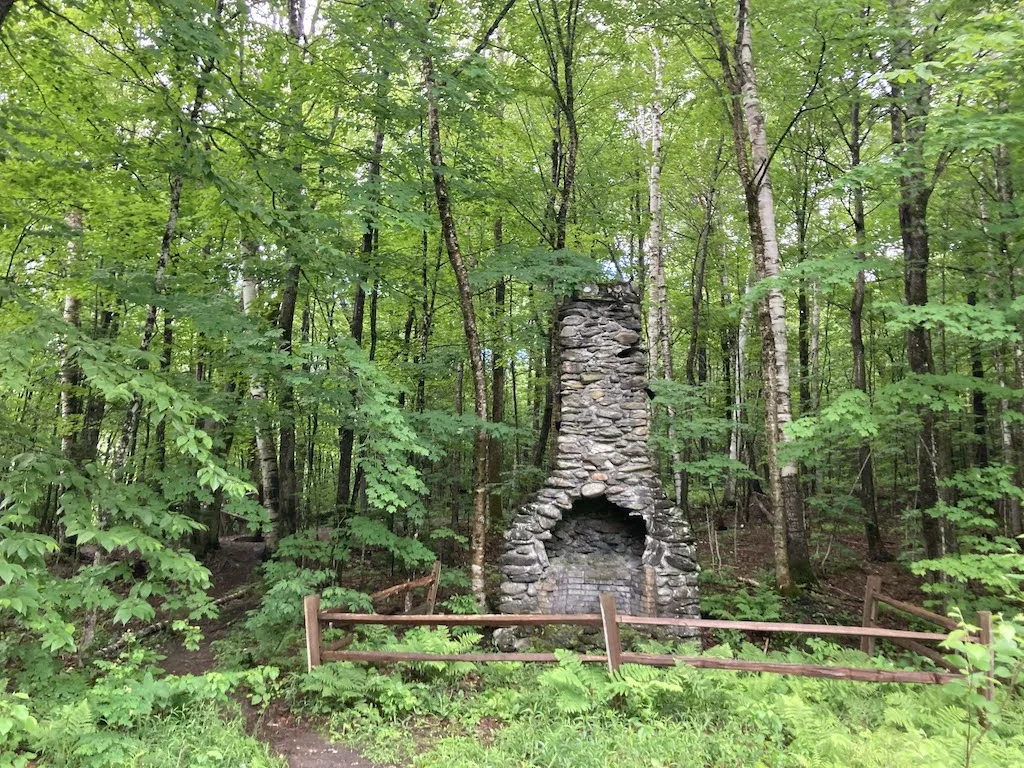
[0,0,15,33]
[643,43,686,511]
[849,96,889,562]
[966,289,988,467]
[488,219,507,531]
[113,172,183,475]
[797,281,811,419]
[275,0,310,538]
[889,0,943,559]
[707,5,792,590]
[995,351,1023,538]
[398,307,415,409]
[337,108,387,520]
[60,293,83,465]
[725,279,751,520]
[276,262,300,537]
[734,0,810,585]
[154,312,172,472]
[295,300,312,517]
[686,153,720,389]
[529,0,582,472]
[423,45,488,604]
[59,211,85,466]
[991,140,1024,540]
[532,326,555,468]
[112,10,223,474]
[242,241,281,549]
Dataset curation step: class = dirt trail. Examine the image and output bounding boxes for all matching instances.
[158,537,380,768]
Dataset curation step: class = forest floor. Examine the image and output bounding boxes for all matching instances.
[691,513,929,633]
[158,537,380,768]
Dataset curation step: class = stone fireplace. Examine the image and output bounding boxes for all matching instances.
[498,282,699,623]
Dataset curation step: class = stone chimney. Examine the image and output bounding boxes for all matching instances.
[498,282,699,622]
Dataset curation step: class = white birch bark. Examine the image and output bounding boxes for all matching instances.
[736,0,809,578]
[642,37,685,508]
[241,245,281,549]
[60,212,84,463]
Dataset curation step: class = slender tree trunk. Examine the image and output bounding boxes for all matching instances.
[295,300,312,520]
[398,307,415,409]
[533,327,555,468]
[113,8,223,474]
[274,0,310,538]
[154,312,172,472]
[488,220,507,531]
[966,288,988,467]
[797,257,812,418]
[995,351,1023,538]
[59,211,85,466]
[991,141,1024,540]
[337,106,387,519]
[277,262,300,537]
[530,0,581,471]
[849,97,888,561]
[686,159,720,388]
[79,311,114,464]
[368,277,380,362]
[708,6,791,590]
[643,43,686,511]
[423,43,488,604]
[731,0,809,585]
[113,172,183,474]
[726,279,751,521]
[889,0,943,559]
[346,280,382,510]
[0,0,15,33]
[242,241,281,549]
[60,293,83,465]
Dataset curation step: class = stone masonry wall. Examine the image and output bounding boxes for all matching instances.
[499,282,700,622]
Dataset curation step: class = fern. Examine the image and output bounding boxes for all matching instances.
[384,627,482,681]
[537,651,612,714]
[298,663,370,712]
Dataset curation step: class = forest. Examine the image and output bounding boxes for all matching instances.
[1,0,1024,766]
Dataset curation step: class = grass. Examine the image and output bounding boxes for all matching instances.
[30,701,284,767]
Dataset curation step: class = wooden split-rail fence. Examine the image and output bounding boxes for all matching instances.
[303,574,994,697]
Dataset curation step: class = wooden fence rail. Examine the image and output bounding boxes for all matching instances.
[303,577,991,693]
[861,574,992,698]
[304,561,442,669]
[368,561,442,613]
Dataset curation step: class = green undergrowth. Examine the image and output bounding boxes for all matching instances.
[1,647,284,767]
[30,703,283,768]
[280,620,1024,768]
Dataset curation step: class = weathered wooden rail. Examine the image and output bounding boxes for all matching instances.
[861,574,993,697]
[304,561,442,667]
[303,577,992,694]
[368,560,442,613]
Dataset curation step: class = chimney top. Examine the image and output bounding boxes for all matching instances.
[573,281,638,303]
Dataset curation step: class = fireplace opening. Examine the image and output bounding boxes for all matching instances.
[541,496,648,615]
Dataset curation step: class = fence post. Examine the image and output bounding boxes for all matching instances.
[304,594,322,672]
[860,575,882,656]
[425,561,442,615]
[977,610,995,702]
[599,593,622,674]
